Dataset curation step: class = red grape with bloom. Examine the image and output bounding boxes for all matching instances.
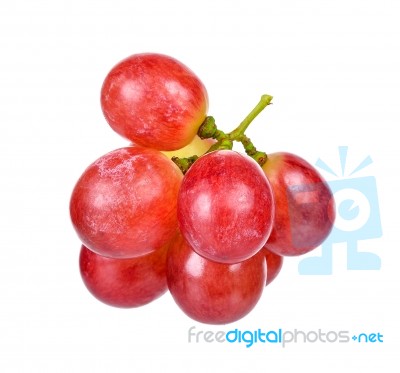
[80,244,168,308]
[262,247,284,286]
[101,53,208,151]
[177,150,275,264]
[262,152,335,256]
[70,146,182,259]
[167,234,267,324]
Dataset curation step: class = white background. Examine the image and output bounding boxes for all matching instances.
[1,0,399,371]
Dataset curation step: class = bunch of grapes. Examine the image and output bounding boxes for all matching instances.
[70,53,335,324]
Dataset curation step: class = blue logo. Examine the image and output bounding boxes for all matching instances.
[298,146,382,275]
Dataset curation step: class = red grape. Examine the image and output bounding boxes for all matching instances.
[70,146,183,258]
[177,150,275,264]
[262,152,335,256]
[79,243,168,308]
[262,247,283,286]
[101,53,208,151]
[167,234,267,324]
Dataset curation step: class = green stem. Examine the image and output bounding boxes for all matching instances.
[198,116,228,142]
[228,94,273,140]
[171,155,198,174]
[171,94,273,173]
[240,135,268,166]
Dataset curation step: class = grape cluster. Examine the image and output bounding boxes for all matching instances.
[70,53,335,324]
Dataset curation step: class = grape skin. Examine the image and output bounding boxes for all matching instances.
[70,146,182,259]
[177,150,275,264]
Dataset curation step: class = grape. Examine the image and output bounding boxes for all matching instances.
[177,150,275,264]
[79,244,168,308]
[167,233,267,324]
[262,247,283,286]
[101,53,208,151]
[262,152,335,256]
[70,146,182,258]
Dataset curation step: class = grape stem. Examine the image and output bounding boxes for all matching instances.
[171,155,198,174]
[228,94,273,140]
[172,94,273,173]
